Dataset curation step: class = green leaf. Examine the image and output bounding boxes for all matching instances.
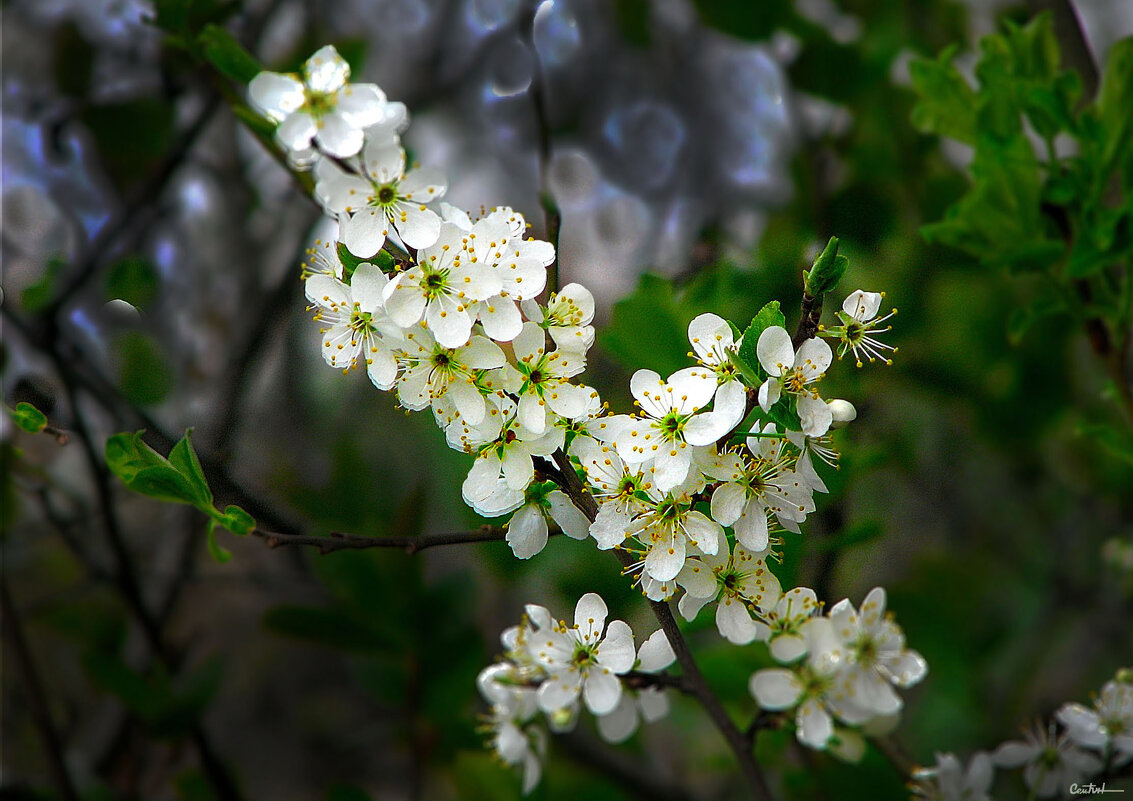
[80,100,175,192]
[112,331,173,406]
[105,256,159,309]
[599,273,690,375]
[198,24,263,84]
[262,606,387,653]
[105,431,167,482]
[127,465,203,507]
[736,300,787,381]
[205,520,232,564]
[218,505,255,536]
[22,256,67,313]
[373,249,397,273]
[106,431,211,510]
[11,402,48,433]
[337,241,368,279]
[168,431,213,508]
[1096,37,1133,178]
[909,47,978,143]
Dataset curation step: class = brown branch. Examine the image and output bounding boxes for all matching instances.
[1,580,82,801]
[251,524,511,555]
[872,734,916,781]
[792,290,823,348]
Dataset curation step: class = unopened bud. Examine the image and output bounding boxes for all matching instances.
[828,399,857,428]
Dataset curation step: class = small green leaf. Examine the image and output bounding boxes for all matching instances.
[11,402,48,433]
[106,431,209,509]
[373,249,397,273]
[1096,37,1133,177]
[219,505,255,536]
[766,394,803,433]
[337,241,368,279]
[112,332,172,406]
[737,300,787,380]
[168,431,213,508]
[105,431,166,482]
[198,24,263,83]
[205,520,232,564]
[804,237,846,296]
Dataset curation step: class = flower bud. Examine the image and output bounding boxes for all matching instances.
[828,399,857,428]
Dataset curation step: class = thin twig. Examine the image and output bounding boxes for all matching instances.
[1,580,82,801]
[251,524,511,555]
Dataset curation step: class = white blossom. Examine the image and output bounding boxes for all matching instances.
[756,326,834,437]
[823,290,897,367]
[994,722,1103,798]
[596,629,677,743]
[249,45,404,161]
[1056,672,1133,761]
[523,283,595,354]
[910,752,995,801]
[529,593,636,716]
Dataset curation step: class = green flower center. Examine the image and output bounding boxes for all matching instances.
[349,308,376,335]
[302,89,337,120]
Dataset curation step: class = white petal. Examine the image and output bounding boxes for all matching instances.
[363,140,405,185]
[507,504,549,559]
[842,290,882,321]
[630,370,670,418]
[797,394,833,438]
[574,593,608,644]
[590,503,633,550]
[460,336,506,369]
[688,312,732,362]
[517,392,547,436]
[583,670,622,716]
[796,336,833,379]
[734,503,770,552]
[537,670,582,712]
[595,694,639,743]
[596,620,636,673]
[342,208,389,259]
[636,630,676,672]
[248,72,305,120]
[276,111,317,151]
[478,297,524,342]
[750,669,803,709]
[426,296,473,349]
[315,112,364,158]
[303,45,350,93]
[463,456,502,502]
[710,482,746,526]
[400,167,448,202]
[644,533,686,582]
[392,202,443,250]
[796,698,834,749]
[717,597,759,645]
[334,83,387,127]
[666,367,717,415]
[756,326,794,376]
[683,512,721,555]
[548,491,589,540]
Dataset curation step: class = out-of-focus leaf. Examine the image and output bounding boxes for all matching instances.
[1096,37,1133,178]
[599,273,690,375]
[11,402,48,433]
[81,100,175,191]
[105,256,159,309]
[112,331,173,406]
[205,520,232,564]
[262,606,387,653]
[198,24,263,83]
[21,256,67,313]
[909,47,978,143]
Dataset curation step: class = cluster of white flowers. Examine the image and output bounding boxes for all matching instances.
[749,586,928,753]
[248,46,933,795]
[910,667,1133,800]
[476,593,675,791]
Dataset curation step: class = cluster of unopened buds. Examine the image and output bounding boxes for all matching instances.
[250,45,928,792]
[911,668,1133,800]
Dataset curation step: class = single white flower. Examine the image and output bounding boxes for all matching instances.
[910,752,995,801]
[822,290,897,367]
[317,139,446,258]
[676,527,782,645]
[1056,674,1133,760]
[706,424,815,551]
[994,721,1103,798]
[755,326,834,437]
[749,616,863,750]
[305,263,403,389]
[477,663,545,795]
[759,586,822,663]
[523,283,595,354]
[529,593,636,716]
[396,328,505,421]
[494,322,592,436]
[249,45,404,160]
[383,222,501,348]
[572,438,654,551]
[827,587,928,717]
[614,366,743,492]
[625,480,721,583]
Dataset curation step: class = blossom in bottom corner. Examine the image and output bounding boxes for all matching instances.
[910,752,995,801]
[529,593,636,716]
[994,721,1102,798]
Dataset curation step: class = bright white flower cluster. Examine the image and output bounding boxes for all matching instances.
[910,667,1133,800]
[749,587,928,752]
[248,47,927,791]
[476,594,675,792]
